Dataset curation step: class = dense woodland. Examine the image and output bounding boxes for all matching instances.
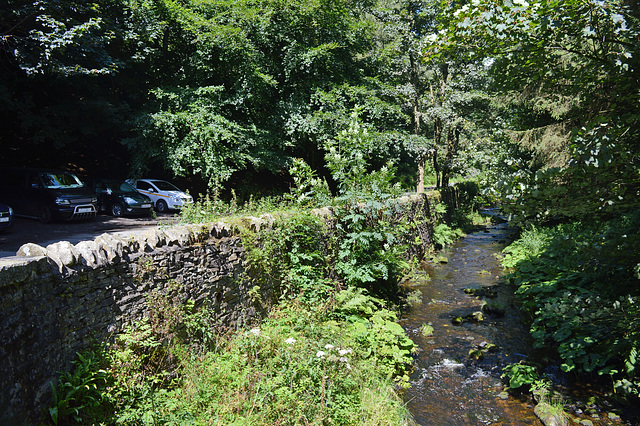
[1,0,638,210]
[2,0,640,423]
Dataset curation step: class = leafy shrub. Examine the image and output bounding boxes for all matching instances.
[432,223,464,249]
[501,363,539,390]
[243,212,334,303]
[502,212,640,399]
[332,197,410,298]
[49,351,109,425]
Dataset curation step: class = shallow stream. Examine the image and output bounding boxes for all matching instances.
[401,219,541,425]
[399,215,640,426]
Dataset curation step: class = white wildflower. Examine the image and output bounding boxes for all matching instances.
[250,328,261,336]
[338,348,353,356]
[324,344,335,350]
[285,337,297,345]
[316,351,326,358]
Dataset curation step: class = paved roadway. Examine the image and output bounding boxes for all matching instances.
[0,213,179,259]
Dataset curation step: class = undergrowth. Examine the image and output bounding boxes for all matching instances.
[501,211,640,401]
[49,287,417,425]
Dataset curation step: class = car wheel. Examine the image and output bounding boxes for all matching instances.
[111,203,124,217]
[156,199,168,213]
[38,206,52,223]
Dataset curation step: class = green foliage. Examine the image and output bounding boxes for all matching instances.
[178,190,292,223]
[52,295,415,425]
[324,107,404,199]
[502,212,640,398]
[243,211,334,304]
[432,223,464,249]
[332,198,410,298]
[419,323,434,337]
[440,0,640,225]
[501,363,539,390]
[286,158,332,207]
[49,351,109,425]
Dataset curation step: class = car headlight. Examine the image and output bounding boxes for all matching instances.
[92,196,98,203]
[123,196,137,205]
[55,197,71,205]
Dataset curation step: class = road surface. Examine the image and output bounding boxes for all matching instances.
[0,214,179,258]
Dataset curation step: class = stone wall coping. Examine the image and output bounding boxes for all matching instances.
[0,193,434,287]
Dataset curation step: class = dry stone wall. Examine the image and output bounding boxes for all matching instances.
[0,191,464,424]
[0,220,280,425]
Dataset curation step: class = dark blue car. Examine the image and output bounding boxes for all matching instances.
[0,202,13,231]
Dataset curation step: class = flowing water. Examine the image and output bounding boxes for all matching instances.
[401,218,541,425]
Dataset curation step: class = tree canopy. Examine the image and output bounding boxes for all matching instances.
[1,0,638,210]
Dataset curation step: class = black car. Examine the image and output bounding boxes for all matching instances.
[0,202,13,231]
[0,168,97,223]
[90,179,154,217]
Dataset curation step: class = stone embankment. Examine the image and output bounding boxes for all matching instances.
[0,191,454,424]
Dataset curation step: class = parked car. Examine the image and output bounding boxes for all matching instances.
[127,179,193,213]
[89,179,154,217]
[0,202,13,231]
[0,168,97,223]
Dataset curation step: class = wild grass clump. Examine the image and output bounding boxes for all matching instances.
[179,189,299,224]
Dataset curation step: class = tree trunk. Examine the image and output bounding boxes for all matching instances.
[433,117,442,188]
[417,154,426,193]
[442,123,461,188]
[409,32,424,193]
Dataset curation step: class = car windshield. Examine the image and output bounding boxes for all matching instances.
[101,181,136,194]
[151,180,180,191]
[40,172,83,189]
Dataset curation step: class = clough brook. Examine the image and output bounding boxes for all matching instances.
[400,215,632,425]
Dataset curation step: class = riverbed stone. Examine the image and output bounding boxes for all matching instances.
[534,402,569,426]
[466,311,485,323]
[481,301,506,317]
[607,412,621,421]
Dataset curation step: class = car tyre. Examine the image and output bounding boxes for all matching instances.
[111,203,124,217]
[38,206,52,223]
[156,199,169,213]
